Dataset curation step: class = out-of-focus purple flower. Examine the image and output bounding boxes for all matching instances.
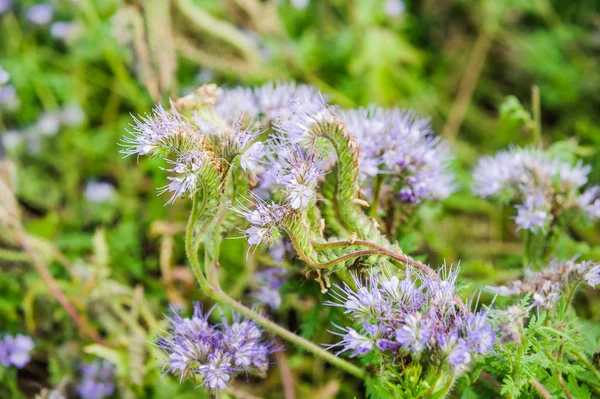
[34,112,61,136]
[214,87,259,123]
[50,21,81,41]
[60,104,85,126]
[0,85,19,111]
[156,302,277,391]
[384,0,405,18]
[76,359,116,399]
[0,334,34,369]
[84,181,116,203]
[577,186,600,220]
[253,268,288,309]
[491,305,528,344]
[514,202,548,233]
[0,67,9,85]
[26,4,53,25]
[290,0,309,9]
[489,257,600,307]
[0,0,12,14]
[473,147,599,231]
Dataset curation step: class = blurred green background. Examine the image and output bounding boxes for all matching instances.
[1,0,599,397]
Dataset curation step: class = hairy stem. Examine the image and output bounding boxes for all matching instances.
[184,197,367,380]
[310,239,470,313]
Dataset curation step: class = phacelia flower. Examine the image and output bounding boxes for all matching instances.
[270,143,322,209]
[473,147,600,232]
[76,359,116,399]
[253,268,288,309]
[26,4,53,25]
[156,302,277,391]
[489,257,600,308]
[325,266,493,375]
[339,106,455,203]
[233,195,293,248]
[84,181,116,203]
[0,334,34,369]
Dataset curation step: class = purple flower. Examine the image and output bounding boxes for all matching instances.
[77,360,116,399]
[395,313,431,353]
[325,266,494,373]
[50,21,81,41]
[0,67,9,85]
[253,268,288,309]
[84,181,115,203]
[463,312,495,354]
[26,4,53,25]
[0,0,12,15]
[270,144,322,209]
[384,0,405,18]
[473,147,599,231]
[240,141,266,172]
[156,302,277,391]
[339,106,455,203]
[328,326,375,358]
[0,334,34,369]
[233,196,292,248]
[196,352,233,390]
[488,257,600,308]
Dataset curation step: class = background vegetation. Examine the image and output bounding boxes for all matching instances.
[1,0,599,397]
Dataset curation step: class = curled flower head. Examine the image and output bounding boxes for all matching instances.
[156,302,277,391]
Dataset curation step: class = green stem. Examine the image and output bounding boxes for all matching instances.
[184,198,367,380]
[573,350,600,385]
[369,174,384,218]
[531,85,542,147]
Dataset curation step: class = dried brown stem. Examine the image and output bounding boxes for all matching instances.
[14,229,105,345]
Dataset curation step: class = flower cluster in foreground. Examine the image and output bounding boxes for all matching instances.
[325,267,494,374]
[490,258,600,309]
[76,359,116,399]
[123,82,456,214]
[473,147,600,233]
[0,333,34,369]
[156,303,278,391]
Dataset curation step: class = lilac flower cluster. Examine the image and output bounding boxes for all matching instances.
[157,302,277,391]
[339,107,455,203]
[233,196,292,248]
[253,268,288,310]
[0,66,19,113]
[123,102,265,203]
[214,82,322,124]
[325,267,494,373]
[0,334,34,369]
[473,147,600,232]
[76,360,116,399]
[490,258,600,309]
